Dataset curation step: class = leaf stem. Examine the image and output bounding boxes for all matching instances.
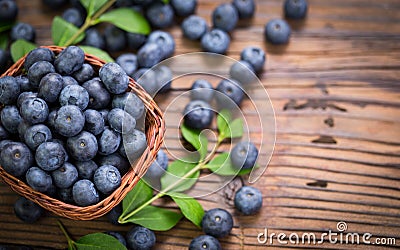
[57,220,76,250]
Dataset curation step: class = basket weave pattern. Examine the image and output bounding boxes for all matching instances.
[0,46,165,220]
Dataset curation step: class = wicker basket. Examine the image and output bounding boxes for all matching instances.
[0,46,165,220]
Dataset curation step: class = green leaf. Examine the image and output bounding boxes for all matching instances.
[80,0,107,17]
[121,179,153,217]
[0,21,14,33]
[161,0,169,3]
[169,193,204,228]
[75,233,127,250]
[205,152,252,176]
[97,8,151,35]
[10,39,36,62]
[217,109,232,136]
[0,32,8,50]
[217,109,243,140]
[122,205,182,231]
[181,123,208,161]
[52,16,85,46]
[161,160,199,193]
[79,46,114,62]
[229,118,243,139]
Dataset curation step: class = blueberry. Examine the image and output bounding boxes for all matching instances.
[232,0,255,19]
[171,0,196,17]
[75,160,98,180]
[54,46,85,75]
[146,3,174,29]
[83,28,105,49]
[0,142,33,177]
[0,125,9,140]
[72,179,99,206]
[0,76,20,104]
[0,139,12,151]
[137,43,163,68]
[98,127,121,155]
[72,63,94,83]
[62,7,84,27]
[10,23,36,42]
[215,79,244,110]
[116,53,138,77]
[126,32,146,50]
[1,105,22,133]
[230,141,258,169]
[26,166,53,192]
[19,97,49,125]
[147,30,175,59]
[17,91,37,108]
[212,3,238,32]
[189,235,221,250]
[284,0,308,19]
[190,79,214,102]
[112,92,145,120]
[59,85,90,110]
[98,109,109,124]
[24,124,52,150]
[182,15,207,40]
[14,197,43,223]
[105,231,126,247]
[23,48,53,72]
[264,19,291,45]
[51,162,79,189]
[16,75,32,92]
[28,61,55,88]
[97,153,130,176]
[143,149,168,183]
[122,129,146,160]
[35,141,67,171]
[62,75,79,88]
[57,187,74,204]
[229,60,255,85]
[17,120,30,141]
[38,73,64,103]
[183,100,214,130]
[84,109,105,135]
[234,186,262,215]
[153,65,172,93]
[67,131,98,161]
[46,109,57,129]
[126,226,156,250]
[106,202,122,225]
[201,29,230,54]
[104,25,126,52]
[240,46,266,73]
[107,108,136,134]
[202,208,233,238]
[99,62,129,95]
[94,165,121,195]
[54,105,85,137]
[0,0,18,22]
[82,77,111,109]
[133,68,158,96]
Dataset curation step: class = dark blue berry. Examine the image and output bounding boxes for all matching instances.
[240,46,266,73]
[67,131,98,161]
[72,179,99,206]
[46,109,57,129]
[264,19,291,45]
[0,0,18,22]
[202,208,233,238]
[0,125,9,141]
[189,235,221,250]
[112,92,145,120]
[97,153,130,176]
[54,46,85,75]
[232,0,255,19]
[59,85,90,110]
[133,68,158,96]
[35,141,67,171]
[82,77,111,109]
[108,108,136,134]
[1,105,22,133]
[234,186,262,215]
[106,202,122,225]
[190,79,214,102]
[212,3,238,32]
[147,30,175,59]
[27,61,55,88]
[10,23,35,42]
[116,53,138,77]
[126,226,156,250]
[24,124,52,150]
[94,165,121,195]
[54,105,85,137]
[182,15,207,40]
[62,76,79,87]
[17,91,37,108]
[230,141,258,169]
[72,63,94,83]
[146,3,174,29]
[106,231,126,247]
[284,0,308,19]
[229,60,255,85]
[98,109,109,124]
[51,162,79,189]
[153,65,172,93]
[62,7,84,27]
[0,139,12,151]
[99,62,129,95]
[0,142,33,177]
[83,28,105,49]
[104,25,126,52]
[215,79,244,110]
[137,43,163,68]
[121,129,146,160]
[0,76,20,104]
[14,197,43,223]
[126,32,146,50]
[75,160,98,180]
[38,73,64,103]
[57,187,74,204]
[84,109,105,135]
[183,100,214,130]
[171,0,196,17]
[19,97,49,125]
[201,29,230,54]
[16,75,32,92]
[98,127,121,156]
[26,166,53,193]
[17,120,30,141]
[143,149,168,182]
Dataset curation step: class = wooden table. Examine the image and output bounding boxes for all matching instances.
[0,0,399,249]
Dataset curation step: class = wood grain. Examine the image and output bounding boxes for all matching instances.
[0,0,399,249]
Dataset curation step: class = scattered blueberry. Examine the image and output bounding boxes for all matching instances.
[190,79,214,102]
[98,126,121,156]
[10,22,36,42]
[24,48,55,71]
[234,186,262,215]
[59,85,90,110]
[38,73,64,103]
[232,0,256,19]
[143,149,168,183]
[67,131,98,161]
[84,109,105,135]
[97,152,130,176]
[201,29,230,54]
[112,92,145,120]
[54,105,85,137]
[93,165,121,195]
[153,65,173,94]
[133,68,158,96]
[148,30,175,59]
[264,18,291,45]
[284,0,308,19]
[54,46,85,75]
[75,160,98,180]
[82,77,111,109]
[215,79,244,109]
[106,231,127,247]
[104,25,126,52]
[189,235,221,250]
[121,129,146,160]
[1,105,22,133]
[99,62,129,95]
[116,53,138,77]
[0,142,33,177]
[126,32,147,50]
[240,46,266,73]
[106,203,122,225]
[126,226,156,250]
[182,15,207,40]
[202,208,233,238]
[83,28,105,50]
[183,100,214,130]
[146,3,174,29]
[229,60,255,85]
[19,97,49,125]
[27,61,55,88]
[51,162,79,189]
[72,179,99,206]
[26,166,53,193]
[62,7,84,27]
[230,141,258,169]
[14,197,43,223]
[137,43,163,68]
[0,76,20,105]
[24,124,52,150]
[212,3,238,32]
[0,0,18,22]
[72,63,94,83]
[35,141,67,171]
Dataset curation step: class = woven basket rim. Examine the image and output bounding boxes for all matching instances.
[0,45,165,220]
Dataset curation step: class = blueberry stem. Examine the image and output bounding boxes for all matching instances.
[57,220,77,250]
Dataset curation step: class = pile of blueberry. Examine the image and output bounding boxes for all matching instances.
[0,46,147,211]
